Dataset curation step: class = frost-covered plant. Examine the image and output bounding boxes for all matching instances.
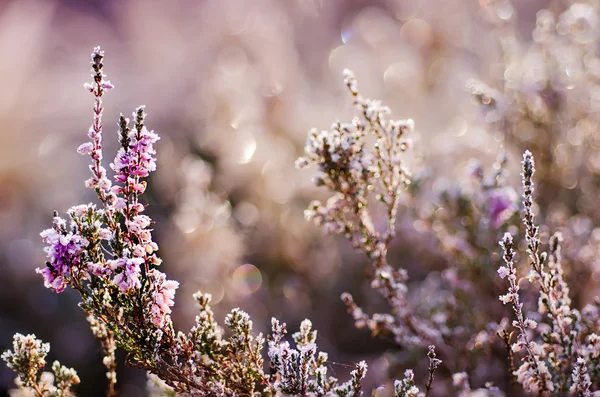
[297,66,600,395]
[2,47,387,397]
[497,150,600,395]
[296,68,441,351]
[5,20,600,395]
[2,334,80,397]
[296,69,445,392]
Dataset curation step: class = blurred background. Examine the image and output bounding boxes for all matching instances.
[0,0,594,395]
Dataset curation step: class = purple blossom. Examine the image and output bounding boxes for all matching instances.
[109,253,144,292]
[37,217,89,293]
[111,108,160,184]
[87,262,110,278]
[486,186,517,228]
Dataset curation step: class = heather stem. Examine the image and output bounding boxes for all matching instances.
[499,233,549,393]
[425,345,441,397]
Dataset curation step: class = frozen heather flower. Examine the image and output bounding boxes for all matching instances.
[523,319,537,329]
[267,317,367,396]
[68,203,95,218]
[514,359,554,394]
[87,262,110,278]
[394,369,419,397]
[37,217,89,293]
[1,334,49,387]
[425,345,441,395]
[111,107,160,184]
[498,229,552,393]
[148,269,179,328]
[497,265,510,279]
[587,334,600,358]
[2,334,79,395]
[570,358,592,396]
[349,360,367,395]
[98,228,112,240]
[50,361,81,395]
[76,142,94,155]
[126,215,152,234]
[109,254,144,292]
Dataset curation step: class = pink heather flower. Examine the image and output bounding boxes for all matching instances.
[69,203,95,218]
[38,222,89,293]
[111,111,160,184]
[132,127,160,178]
[98,176,111,191]
[98,228,112,240]
[497,266,510,279]
[132,182,146,194]
[148,269,179,328]
[132,245,145,258]
[109,254,143,292]
[77,142,94,155]
[87,262,110,277]
[111,148,134,183]
[36,267,68,293]
[499,293,514,304]
[126,215,152,234]
[81,47,113,199]
[112,197,127,210]
[523,318,537,329]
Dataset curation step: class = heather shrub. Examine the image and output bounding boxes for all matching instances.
[4,2,600,397]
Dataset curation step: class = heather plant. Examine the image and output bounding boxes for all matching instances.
[295,64,600,395]
[2,47,412,397]
[296,69,442,351]
[0,5,515,393]
[2,334,80,397]
[295,69,510,394]
[5,8,600,394]
[496,151,600,395]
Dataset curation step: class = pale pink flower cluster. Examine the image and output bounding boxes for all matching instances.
[109,252,143,292]
[147,269,179,328]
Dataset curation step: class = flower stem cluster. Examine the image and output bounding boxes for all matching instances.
[2,334,80,397]
[497,150,600,394]
[4,48,375,397]
[267,318,367,396]
[297,70,442,354]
